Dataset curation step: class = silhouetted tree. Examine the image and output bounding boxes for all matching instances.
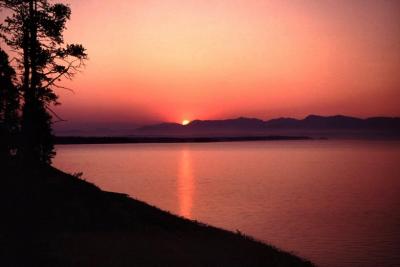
[0,48,19,160]
[0,0,87,164]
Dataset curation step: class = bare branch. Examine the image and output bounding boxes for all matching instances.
[46,105,67,123]
[52,83,75,94]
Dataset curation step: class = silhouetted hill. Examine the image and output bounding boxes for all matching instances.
[138,122,183,132]
[266,117,301,128]
[136,117,266,135]
[300,115,364,128]
[190,117,265,129]
[1,162,313,267]
[134,115,400,138]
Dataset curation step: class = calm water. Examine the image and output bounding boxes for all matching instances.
[54,140,400,267]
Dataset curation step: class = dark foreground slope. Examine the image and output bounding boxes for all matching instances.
[1,163,314,267]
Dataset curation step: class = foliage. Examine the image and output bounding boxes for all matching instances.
[0,0,87,164]
[0,48,19,159]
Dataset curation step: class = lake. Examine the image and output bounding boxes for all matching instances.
[54,140,400,267]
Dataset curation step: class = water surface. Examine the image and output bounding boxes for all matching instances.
[54,140,400,267]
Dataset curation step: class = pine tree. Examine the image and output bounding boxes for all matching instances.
[0,48,19,160]
[0,0,87,164]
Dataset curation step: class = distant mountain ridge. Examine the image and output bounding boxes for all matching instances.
[135,115,400,138]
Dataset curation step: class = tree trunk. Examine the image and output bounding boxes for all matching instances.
[20,0,38,164]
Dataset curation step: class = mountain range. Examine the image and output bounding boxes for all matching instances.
[134,115,400,138]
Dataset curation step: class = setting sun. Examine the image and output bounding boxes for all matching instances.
[182,120,190,126]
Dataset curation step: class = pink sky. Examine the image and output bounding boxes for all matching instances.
[4,0,400,125]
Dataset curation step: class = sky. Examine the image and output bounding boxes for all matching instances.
[3,0,400,128]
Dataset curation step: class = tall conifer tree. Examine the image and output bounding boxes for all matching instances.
[0,0,87,164]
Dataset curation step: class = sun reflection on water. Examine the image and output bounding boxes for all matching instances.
[178,149,194,219]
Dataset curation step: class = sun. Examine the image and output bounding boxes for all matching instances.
[182,119,190,126]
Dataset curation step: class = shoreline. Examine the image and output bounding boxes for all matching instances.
[55,135,313,145]
[2,163,314,266]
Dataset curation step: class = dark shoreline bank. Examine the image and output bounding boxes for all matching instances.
[55,135,313,145]
[2,162,314,267]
